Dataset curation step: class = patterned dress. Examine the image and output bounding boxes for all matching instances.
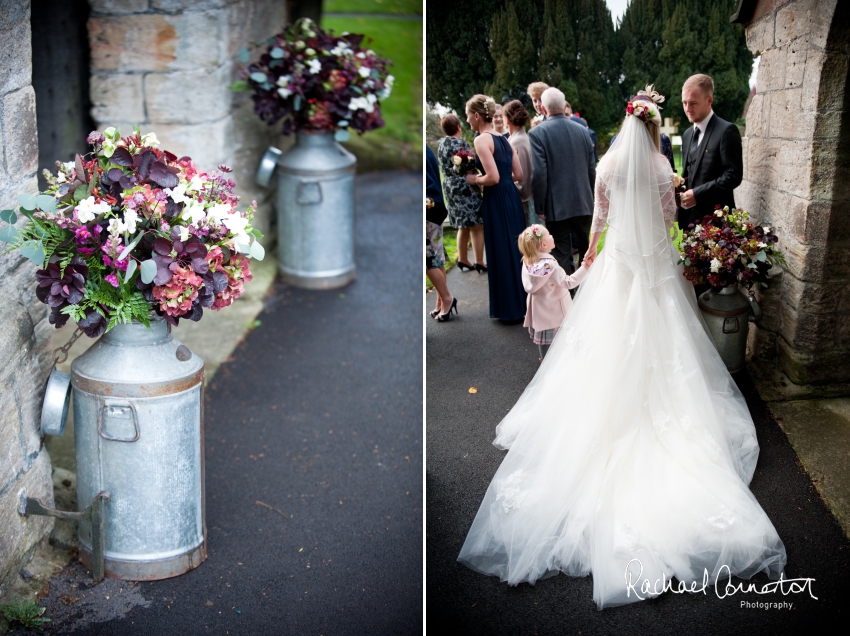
[437,136,483,229]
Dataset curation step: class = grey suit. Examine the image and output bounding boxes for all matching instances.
[529,113,596,272]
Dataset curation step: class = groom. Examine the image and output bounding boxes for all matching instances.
[678,74,743,231]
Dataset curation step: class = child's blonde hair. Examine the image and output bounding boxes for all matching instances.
[518,224,548,265]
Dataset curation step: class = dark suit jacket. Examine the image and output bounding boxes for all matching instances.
[528,113,595,223]
[679,113,743,229]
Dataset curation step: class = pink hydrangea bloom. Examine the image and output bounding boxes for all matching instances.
[212,254,253,310]
[152,265,203,317]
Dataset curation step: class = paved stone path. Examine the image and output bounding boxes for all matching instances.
[426,261,850,634]
[19,172,422,635]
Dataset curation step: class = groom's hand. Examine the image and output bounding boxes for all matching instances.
[680,189,696,209]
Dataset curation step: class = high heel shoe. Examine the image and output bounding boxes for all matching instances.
[429,308,440,318]
[436,297,458,322]
[474,263,488,273]
[456,261,474,272]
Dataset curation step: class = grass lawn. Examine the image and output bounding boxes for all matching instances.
[325,0,422,14]
[322,8,422,170]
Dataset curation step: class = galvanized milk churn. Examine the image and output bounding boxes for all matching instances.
[36,316,206,581]
[256,131,357,289]
[698,286,762,374]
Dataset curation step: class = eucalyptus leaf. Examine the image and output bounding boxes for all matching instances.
[250,241,265,261]
[140,259,157,284]
[334,129,350,143]
[250,71,268,83]
[17,193,37,211]
[20,240,45,264]
[338,120,349,128]
[239,48,251,63]
[250,228,264,239]
[747,263,758,269]
[124,259,138,284]
[0,209,16,224]
[293,95,302,111]
[756,251,767,262]
[36,194,57,212]
[235,242,252,254]
[684,258,691,266]
[270,47,285,59]
[0,224,20,244]
[118,232,143,261]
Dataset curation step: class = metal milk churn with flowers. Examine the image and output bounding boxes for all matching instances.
[697,287,756,374]
[257,134,357,289]
[242,17,394,289]
[70,316,206,579]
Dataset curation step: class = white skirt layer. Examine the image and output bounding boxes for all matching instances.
[457,244,787,608]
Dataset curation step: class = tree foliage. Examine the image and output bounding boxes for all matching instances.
[427,0,752,135]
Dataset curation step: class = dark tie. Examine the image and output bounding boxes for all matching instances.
[687,127,701,173]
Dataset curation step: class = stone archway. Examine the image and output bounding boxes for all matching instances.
[736,0,850,391]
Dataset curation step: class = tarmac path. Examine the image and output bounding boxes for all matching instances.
[28,171,423,635]
[426,261,850,635]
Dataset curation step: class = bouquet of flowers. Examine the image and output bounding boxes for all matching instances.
[450,148,476,176]
[678,206,786,289]
[425,197,434,209]
[0,126,264,338]
[233,18,394,140]
[626,100,657,122]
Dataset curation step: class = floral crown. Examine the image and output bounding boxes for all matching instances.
[626,84,664,124]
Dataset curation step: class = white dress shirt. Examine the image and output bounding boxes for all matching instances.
[692,110,714,147]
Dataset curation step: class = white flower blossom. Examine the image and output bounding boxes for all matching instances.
[166,182,190,204]
[763,226,771,232]
[715,209,724,217]
[305,48,316,57]
[182,200,207,226]
[710,258,722,273]
[758,241,768,249]
[277,87,293,99]
[348,93,378,114]
[75,196,112,223]
[141,132,160,147]
[107,217,125,235]
[307,59,322,74]
[179,225,191,242]
[222,212,251,246]
[123,209,139,234]
[276,74,292,87]
[206,202,232,225]
[358,65,371,78]
[56,172,67,184]
[356,52,366,59]
[330,41,351,56]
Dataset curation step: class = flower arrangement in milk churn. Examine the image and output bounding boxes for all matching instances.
[678,206,785,373]
[0,126,264,581]
[233,17,394,289]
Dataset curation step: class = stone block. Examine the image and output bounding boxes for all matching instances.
[788,199,832,245]
[809,0,839,50]
[744,93,764,138]
[89,0,151,14]
[2,86,38,180]
[746,13,774,55]
[89,11,224,73]
[224,0,288,58]
[785,43,807,89]
[0,450,53,590]
[782,274,843,314]
[152,0,228,11]
[89,73,145,126]
[835,310,850,344]
[747,324,777,362]
[776,3,811,47]
[777,140,812,198]
[779,301,835,351]
[734,181,766,221]
[145,63,232,124]
[0,17,32,95]
[150,115,234,169]
[747,137,781,190]
[757,46,786,93]
[801,48,826,111]
[769,89,815,140]
[810,141,844,203]
[778,335,850,384]
[814,109,843,141]
[0,377,24,490]
[782,238,826,281]
[741,136,748,181]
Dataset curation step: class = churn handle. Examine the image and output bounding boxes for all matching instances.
[97,399,141,442]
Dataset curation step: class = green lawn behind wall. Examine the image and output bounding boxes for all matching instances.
[325,0,422,14]
[323,4,422,170]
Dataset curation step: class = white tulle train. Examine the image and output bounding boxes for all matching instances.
[457,236,787,609]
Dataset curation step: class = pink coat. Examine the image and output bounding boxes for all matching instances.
[522,256,588,332]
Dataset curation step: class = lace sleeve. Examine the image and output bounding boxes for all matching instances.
[591,173,609,233]
[657,155,677,225]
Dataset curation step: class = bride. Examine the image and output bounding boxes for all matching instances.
[457,86,787,608]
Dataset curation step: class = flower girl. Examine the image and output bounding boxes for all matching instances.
[518,224,589,360]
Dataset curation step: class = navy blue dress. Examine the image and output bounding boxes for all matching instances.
[476,132,527,322]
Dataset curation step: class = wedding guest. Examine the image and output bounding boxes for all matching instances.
[527,81,549,129]
[518,224,588,360]
[529,87,595,274]
[493,104,510,138]
[503,99,536,227]
[425,146,457,321]
[437,114,485,272]
[679,73,742,230]
[465,94,527,323]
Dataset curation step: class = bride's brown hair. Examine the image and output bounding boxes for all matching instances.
[466,94,497,123]
[628,85,665,152]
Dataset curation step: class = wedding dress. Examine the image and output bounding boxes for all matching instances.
[457,112,787,608]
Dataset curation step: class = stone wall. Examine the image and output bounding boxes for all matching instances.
[87,0,289,243]
[0,0,56,596]
[739,0,850,385]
